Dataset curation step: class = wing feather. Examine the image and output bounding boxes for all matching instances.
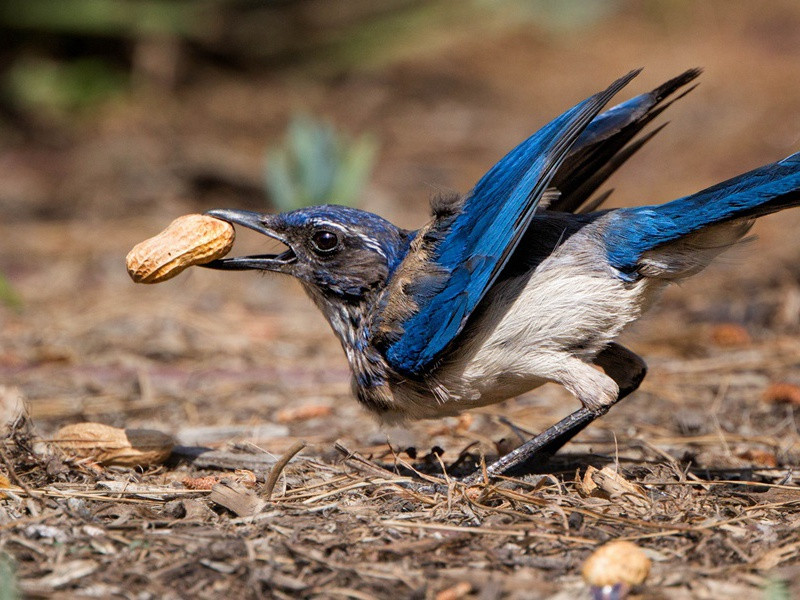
[380,70,641,376]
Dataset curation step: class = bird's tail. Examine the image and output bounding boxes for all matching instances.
[603,152,800,279]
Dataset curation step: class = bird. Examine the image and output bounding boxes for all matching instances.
[203,68,800,479]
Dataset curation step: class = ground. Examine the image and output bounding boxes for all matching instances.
[2,2,800,598]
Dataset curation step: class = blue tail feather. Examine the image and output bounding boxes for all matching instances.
[604,152,800,275]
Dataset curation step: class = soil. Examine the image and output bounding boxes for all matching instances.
[2,2,800,598]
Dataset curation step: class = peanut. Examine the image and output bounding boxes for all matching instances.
[582,540,651,588]
[52,422,175,467]
[126,214,234,283]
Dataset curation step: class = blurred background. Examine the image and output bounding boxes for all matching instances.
[1,0,800,445]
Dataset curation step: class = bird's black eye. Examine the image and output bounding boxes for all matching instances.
[310,230,340,254]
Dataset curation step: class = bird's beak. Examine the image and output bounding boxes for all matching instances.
[201,209,296,272]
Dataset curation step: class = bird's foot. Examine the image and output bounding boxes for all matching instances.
[460,406,600,484]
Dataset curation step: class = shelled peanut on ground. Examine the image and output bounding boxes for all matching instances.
[126,214,235,284]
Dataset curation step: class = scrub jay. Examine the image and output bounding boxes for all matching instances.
[203,69,800,478]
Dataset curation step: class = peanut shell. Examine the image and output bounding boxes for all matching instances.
[582,540,651,588]
[52,422,175,467]
[126,214,234,283]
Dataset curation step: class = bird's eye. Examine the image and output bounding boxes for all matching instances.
[310,230,340,254]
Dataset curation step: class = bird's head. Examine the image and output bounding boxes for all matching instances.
[204,206,411,302]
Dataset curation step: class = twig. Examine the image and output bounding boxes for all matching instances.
[381,519,594,544]
[334,441,441,502]
[334,441,412,481]
[300,481,376,504]
[264,440,306,500]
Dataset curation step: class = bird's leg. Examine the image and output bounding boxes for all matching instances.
[594,342,648,400]
[462,344,646,482]
[531,343,647,457]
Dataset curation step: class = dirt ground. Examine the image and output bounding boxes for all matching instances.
[2,2,800,598]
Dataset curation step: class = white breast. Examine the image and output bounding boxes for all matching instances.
[392,228,664,419]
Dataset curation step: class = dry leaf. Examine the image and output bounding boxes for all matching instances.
[435,582,472,600]
[592,466,647,498]
[52,422,175,467]
[762,382,800,406]
[126,214,234,284]
[0,473,10,500]
[736,449,778,467]
[579,465,649,508]
[709,323,751,347]
[578,465,601,497]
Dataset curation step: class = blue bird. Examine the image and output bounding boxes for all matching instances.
[204,69,800,478]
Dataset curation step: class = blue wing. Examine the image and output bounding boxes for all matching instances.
[548,68,701,213]
[383,70,640,376]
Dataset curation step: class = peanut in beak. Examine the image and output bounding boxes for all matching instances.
[126,214,235,284]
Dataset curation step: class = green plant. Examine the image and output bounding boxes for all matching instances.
[4,56,128,115]
[265,115,377,211]
[0,0,207,38]
[763,577,790,600]
[0,552,19,600]
[0,273,21,311]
